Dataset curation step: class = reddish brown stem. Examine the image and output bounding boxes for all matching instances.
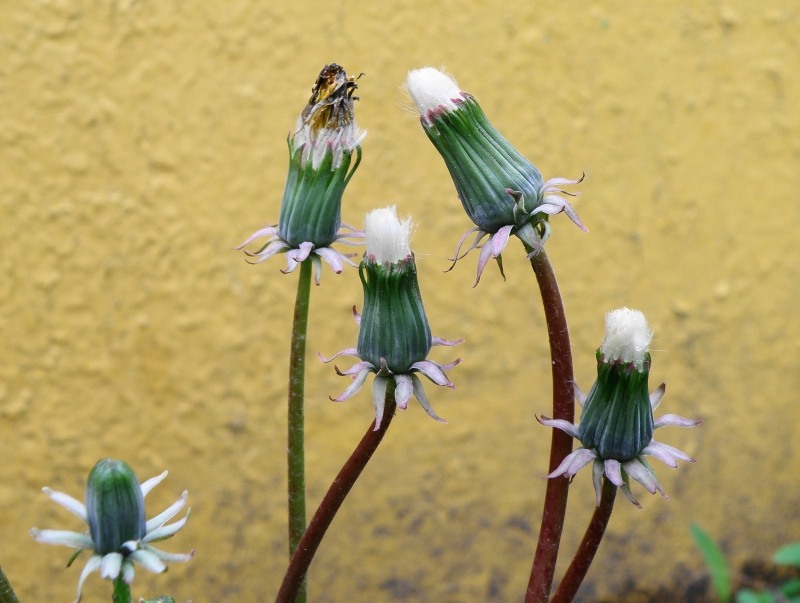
[551,478,617,603]
[0,563,19,603]
[276,392,397,603]
[526,248,575,603]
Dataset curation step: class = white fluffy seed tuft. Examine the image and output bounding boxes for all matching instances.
[365,206,412,265]
[405,67,462,120]
[292,118,366,170]
[600,308,652,368]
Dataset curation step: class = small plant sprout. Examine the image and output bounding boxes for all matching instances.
[405,67,586,285]
[31,459,193,603]
[238,63,367,284]
[321,206,462,429]
[539,308,701,507]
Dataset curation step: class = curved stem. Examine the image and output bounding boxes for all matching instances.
[525,248,575,603]
[287,259,313,602]
[551,477,617,603]
[0,564,19,603]
[276,387,398,603]
[112,576,132,603]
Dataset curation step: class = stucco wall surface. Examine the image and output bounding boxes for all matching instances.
[2,0,799,601]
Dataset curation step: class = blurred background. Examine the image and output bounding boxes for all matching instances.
[2,1,798,600]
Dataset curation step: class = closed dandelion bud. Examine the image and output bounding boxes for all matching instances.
[86,459,146,555]
[278,64,364,248]
[578,309,654,461]
[357,207,432,373]
[578,351,654,462]
[406,67,585,285]
[539,308,701,507]
[322,206,461,428]
[238,63,366,281]
[407,67,543,233]
[276,142,354,248]
[32,460,193,601]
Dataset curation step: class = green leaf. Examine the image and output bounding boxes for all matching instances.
[691,524,732,602]
[774,542,800,567]
[735,590,776,603]
[779,577,800,597]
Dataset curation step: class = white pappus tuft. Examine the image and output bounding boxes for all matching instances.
[600,307,653,369]
[405,67,463,122]
[364,206,413,265]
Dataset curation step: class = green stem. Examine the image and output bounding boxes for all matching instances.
[112,576,132,603]
[525,247,575,603]
[0,564,20,603]
[551,477,617,603]
[276,385,398,603]
[288,259,313,603]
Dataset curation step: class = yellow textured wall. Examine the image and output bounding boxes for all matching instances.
[2,1,799,601]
